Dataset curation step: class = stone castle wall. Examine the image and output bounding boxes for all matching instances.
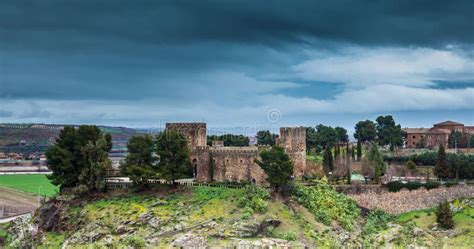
[209,147,267,185]
[277,127,306,176]
[165,123,306,184]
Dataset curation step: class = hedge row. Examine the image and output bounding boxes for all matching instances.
[386,181,440,192]
[386,181,460,192]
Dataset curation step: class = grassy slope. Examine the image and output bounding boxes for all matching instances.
[0,175,58,197]
[385,199,474,248]
[38,186,343,248]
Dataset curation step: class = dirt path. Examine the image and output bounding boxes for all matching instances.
[0,187,40,218]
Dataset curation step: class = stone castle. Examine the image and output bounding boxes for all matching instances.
[165,123,306,184]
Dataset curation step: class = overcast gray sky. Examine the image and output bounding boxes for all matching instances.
[0,0,473,131]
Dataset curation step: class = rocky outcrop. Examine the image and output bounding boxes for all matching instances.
[6,214,37,248]
[172,232,207,248]
[36,200,66,232]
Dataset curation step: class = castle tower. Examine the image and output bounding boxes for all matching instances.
[165,123,207,150]
[278,127,306,177]
[165,123,208,180]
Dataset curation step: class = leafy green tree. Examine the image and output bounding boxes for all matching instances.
[470,135,474,148]
[375,115,405,150]
[256,130,278,146]
[368,144,384,183]
[322,146,334,176]
[255,145,293,191]
[46,125,112,192]
[436,201,454,229]
[357,140,362,161]
[354,120,376,143]
[156,131,193,185]
[435,145,450,180]
[120,135,157,187]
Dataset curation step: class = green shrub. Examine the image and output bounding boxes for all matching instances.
[387,181,405,192]
[238,185,270,214]
[405,181,423,191]
[436,201,454,229]
[406,160,416,170]
[280,231,297,241]
[445,181,459,188]
[292,181,359,230]
[424,181,441,190]
[124,235,145,248]
[362,209,393,236]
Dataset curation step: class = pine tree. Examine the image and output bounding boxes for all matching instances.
[156,131,193,186]
[120,135,157,188]
[435,145,450,180]
[255,146,293,191]
[46,125,113,193]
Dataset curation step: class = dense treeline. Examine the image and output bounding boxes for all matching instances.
[207,134,250,147]
[122,131,193,188]
[384,151,474,179]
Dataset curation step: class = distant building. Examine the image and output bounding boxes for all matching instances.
[404,121,474,149]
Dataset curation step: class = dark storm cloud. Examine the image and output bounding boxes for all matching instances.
[1,0,473,47]
[0,0,473,126]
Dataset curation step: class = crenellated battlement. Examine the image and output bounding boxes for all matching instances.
[210,147,259,157]
[279,126,306,136]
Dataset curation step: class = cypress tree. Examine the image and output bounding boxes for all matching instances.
[357,140,362,161]
[351,145,355,160]
[435,145,450,180]
[436,201,454,229]
[323,146,334,176]
[368,144,384,183]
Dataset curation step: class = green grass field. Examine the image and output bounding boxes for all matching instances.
[0,174,58,197]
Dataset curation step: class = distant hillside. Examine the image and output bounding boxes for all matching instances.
[0,123,148,152]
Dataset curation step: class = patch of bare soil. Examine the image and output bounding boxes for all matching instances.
[0,187,40,218]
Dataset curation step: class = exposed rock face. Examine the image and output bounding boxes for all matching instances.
[234,238,303,248]
[36,200,65,232]
[66,222,111,245]
[172,232,207,248]
[6,214,37,248]
[232,218,281,238]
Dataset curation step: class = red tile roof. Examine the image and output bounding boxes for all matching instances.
[434,120,464,126]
